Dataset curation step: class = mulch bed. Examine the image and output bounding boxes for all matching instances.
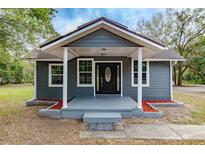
[50,100,63,109]
[133,99,177,113]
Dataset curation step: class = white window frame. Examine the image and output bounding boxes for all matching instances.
[48,63,63,87]
[131,59,150,87]
[77,58,94,87]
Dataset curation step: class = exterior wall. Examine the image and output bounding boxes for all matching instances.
[37,61,62,99]
[36,57,171,100]
[68,29,140,47]
[36,60,93,100]
[94,57,171,100]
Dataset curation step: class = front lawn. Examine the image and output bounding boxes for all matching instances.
[0,84,205,144]
[0,84,33,117]
[174,91,205,124]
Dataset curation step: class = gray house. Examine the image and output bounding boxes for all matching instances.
[28,17,184,122]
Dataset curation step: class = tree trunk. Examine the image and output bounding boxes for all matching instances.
[173,65,177,85]
[177,61,183,86]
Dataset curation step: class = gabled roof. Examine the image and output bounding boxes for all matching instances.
[40,17,166,48]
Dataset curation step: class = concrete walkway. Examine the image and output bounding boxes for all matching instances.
[80,124,205,140]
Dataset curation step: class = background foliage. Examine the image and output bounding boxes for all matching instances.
[0,8,204,85]
[0,8,58,84]
[136,8,205,85]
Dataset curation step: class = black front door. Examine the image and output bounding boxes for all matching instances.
[96,63,121,94]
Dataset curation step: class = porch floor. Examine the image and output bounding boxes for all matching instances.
[66,96,137,111]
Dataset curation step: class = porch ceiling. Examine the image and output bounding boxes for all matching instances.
[47,46,158,60]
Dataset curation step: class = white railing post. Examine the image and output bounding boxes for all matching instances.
[137,47,143,110]
[63,47,68,108]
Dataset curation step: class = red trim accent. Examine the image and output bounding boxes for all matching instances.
[133,98,176,112]
[50,100,63,110]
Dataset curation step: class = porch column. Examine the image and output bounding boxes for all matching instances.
[137,47,143,110]
[63,47,68,108]
[34,60,36,99]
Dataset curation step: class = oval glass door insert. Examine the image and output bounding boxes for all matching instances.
[105,66,111,82]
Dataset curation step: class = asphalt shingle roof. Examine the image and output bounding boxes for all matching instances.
[26,49,61,60]
[147,49,184,60]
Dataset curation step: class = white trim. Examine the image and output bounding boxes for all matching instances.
[48,63,63,87]
[34,61,37,99]
[41,20,166,51]
[94,61,123,96]
[131,59,150,87]
[77,58,94,87]
[137,48,143,110]
[93,59,96,96]
[145,58,186,61]
[63,48,68,108]
[103,21,165,50]
[34,59,62,61]
[41,21,104,50]
[34,58,183,62]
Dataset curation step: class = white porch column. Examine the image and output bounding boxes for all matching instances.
[137,47,143,110]
[34,60,37,99]
[63,47,68,108]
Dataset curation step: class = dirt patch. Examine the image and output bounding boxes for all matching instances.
[0,106,84,144]
[0,105,205,144]
[0,104,195,144]
[124,104,194,125]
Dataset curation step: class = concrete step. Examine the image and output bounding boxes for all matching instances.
[83,112,122,123]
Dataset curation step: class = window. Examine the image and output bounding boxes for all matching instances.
[49,64,63,87]
[77,58,94,87]
[132,60,149,87]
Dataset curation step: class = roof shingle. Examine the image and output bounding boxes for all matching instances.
[147,49,184,60]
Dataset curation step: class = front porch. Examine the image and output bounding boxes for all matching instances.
[34,96,168,120]
[65,96,137,111]
[61,96,144,119]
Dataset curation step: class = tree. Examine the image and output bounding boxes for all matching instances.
[0,9,58,84]
[0,49,11,84]
[0,8,58,57]
[136,9,205,86]
[185,36,205,83]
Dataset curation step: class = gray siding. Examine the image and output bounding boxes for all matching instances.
[93,57,171,100]
[37,61,62,99]
[36,57,171,100]
[67,29,140,47]
[36,60,93,100]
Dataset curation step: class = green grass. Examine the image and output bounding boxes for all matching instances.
[0,84,33,117]
[0,83,204,125]
[174,91,205,124]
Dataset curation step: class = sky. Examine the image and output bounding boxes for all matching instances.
[52,8,163,35]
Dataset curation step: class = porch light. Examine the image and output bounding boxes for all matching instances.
[100,52,107,56]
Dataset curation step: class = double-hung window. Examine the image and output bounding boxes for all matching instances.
[77,58,93,87]
[132,60,149,87]
[49,64,63,87]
